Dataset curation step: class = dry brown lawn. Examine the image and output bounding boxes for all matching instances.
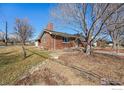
[59,52,124,85]
[1,46,123,85]
[16,49,124,85]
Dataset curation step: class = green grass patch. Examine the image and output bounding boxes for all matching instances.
[0,46,50,85]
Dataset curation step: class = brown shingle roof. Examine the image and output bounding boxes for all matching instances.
[36,29,85,41]
[44,29,77,38]
[36,29,77,40]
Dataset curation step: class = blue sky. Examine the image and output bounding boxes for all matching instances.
[0,3,111,41]
[0,3,93,40]
[0,3,59,39]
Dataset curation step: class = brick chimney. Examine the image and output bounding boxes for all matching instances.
[46,23,53,31]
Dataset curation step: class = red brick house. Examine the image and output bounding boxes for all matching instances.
[35,23,84,50]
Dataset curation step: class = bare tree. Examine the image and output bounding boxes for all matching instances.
[105,7,124,50]
[51,3,124,55]
[120,35,124,46]
[0,31,5,41]
[0,21,8,46]
[5,21,8,46]
[8,33,20,45]
[14,18,33,58]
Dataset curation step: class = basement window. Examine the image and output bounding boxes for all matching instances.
[63,37,69,43]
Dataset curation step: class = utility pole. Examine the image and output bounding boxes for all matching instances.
[5,21,8,46]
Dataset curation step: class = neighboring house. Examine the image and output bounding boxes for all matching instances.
[96,39,110,48]
[0,40,5,45]
[92,42,97,47]
[107,41,113,47]
[0,31,5,45]
[35,23,84,50]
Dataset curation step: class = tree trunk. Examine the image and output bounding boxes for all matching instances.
[85,44,91,55]
[112,41,117,50]
[112,41,120,53]
[117,43,119,53]
[5,40,7,46]
[22,45,26,59]
[5,21,8,46]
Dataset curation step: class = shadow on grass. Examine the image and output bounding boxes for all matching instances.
[0,54,22,67]
[26,49,49,59]
[0,51,16,56]
[0,48,49,67]
[25,54,34,58]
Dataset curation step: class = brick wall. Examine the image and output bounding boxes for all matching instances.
[54,36,76,50]
[40,33,77,50]
[46,32,53,50]
[39,23,77,50]
[39,23,54,50]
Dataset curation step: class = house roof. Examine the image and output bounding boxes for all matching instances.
[36,29,86,42]
[47,29,77,38]
[36,29,77,40]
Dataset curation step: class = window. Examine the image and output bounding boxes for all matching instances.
[63,37,69,42]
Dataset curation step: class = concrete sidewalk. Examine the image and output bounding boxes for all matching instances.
[94,50,124,57]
